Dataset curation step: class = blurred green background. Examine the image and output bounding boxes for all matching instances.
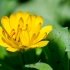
[0,0,69,70]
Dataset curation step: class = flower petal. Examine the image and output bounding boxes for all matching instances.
[0,27,9,47]
[22,12,30,23]
[0,36,10,48]
[33,25,52,44]
[30,16,43,39]
[1,16,11,34]
[15,18,24,42]
[6,47,18,52]
[40,25,52,35]
[16,11,23,25]
[35,16,44,26]
[31,15,37,25]
[19,18,24,28]
[10,13,17,30]
[0,27,2,36]
[30,41,49,48]
[20,30,29,46]
[21,12,30,30]
[31,16,43,32]
[26,16,32,31]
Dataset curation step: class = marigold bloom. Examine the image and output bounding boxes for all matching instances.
[0,11,52,52]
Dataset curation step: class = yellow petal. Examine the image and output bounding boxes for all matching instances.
[0,36,10,48]
[22,12,30,23]
[30,41,49,48]
[29,15,36,39]
[10,13,17,30]
[32,16,43,31]
[29,23,42,44]
[0,27,9,47]
[33,25,52,44]
[18,18,24,28]
[21,12,30,30]
[20,30,29,46]
[40,25,52,35]
[16,11,23,19]
[15,18,23,42]
[1,16,11,34]
[30,16,43,39]
[16,11,23,24]
[6,47,18,52]
[10,11,23,31]
[0,27,2,35]
[35,16,44,26]
[31,16,43,32]
[26,16,32,31]
[0,25,13,48]
[31,15,37,25]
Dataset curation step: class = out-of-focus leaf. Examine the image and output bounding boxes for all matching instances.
[0,47,7,59]
[35,48,42,56]
[14,0,61,22]
[42,20,69,70]
[48,25,68,52]
[68,51,70,59]
[58,4,70,20]
[66,32,70,51]
[67,32,70,59]
[67,29,70,59]
[0,60,15,70]
[25,62,53,70]
[0,0,18,18]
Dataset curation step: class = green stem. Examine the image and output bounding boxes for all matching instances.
[18,52,23,70]
[23,53,27,64]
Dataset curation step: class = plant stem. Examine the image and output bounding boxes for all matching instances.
[18,52,23,70]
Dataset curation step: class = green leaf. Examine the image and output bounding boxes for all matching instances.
[43,19,69,52]
[0,47,7,59]
[66,32,70,51]
[48,24,68,52]
[67,32,70,59]
[42,20,69,70]
[0,60,15,70]
[25,62,53,70]
[68,51,70,59]
[35,48,42,56]
[0,0,18,18]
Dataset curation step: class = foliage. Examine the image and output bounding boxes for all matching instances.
[25,62,53,70]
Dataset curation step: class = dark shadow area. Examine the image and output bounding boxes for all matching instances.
[18,0,30,3]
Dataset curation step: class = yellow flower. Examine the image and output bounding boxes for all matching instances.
[0,11,52,52]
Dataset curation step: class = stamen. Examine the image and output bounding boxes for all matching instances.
[2,32,14,48]
[2,30,5,35]
[15,24,22,42]
[35,32,40,38]
[2,30,8,38]
[44,32,47,39]
[19,17,24,28]
[10,29,15,37]
[26,24,28,30]
[38,23,41,30]
[2,29,19,49]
